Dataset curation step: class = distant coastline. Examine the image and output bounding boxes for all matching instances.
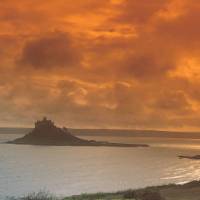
[2,127,200,139]
[7,118,148,147]
[71,129,200,139]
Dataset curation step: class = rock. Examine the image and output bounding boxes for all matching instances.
[7,117,149,147]
[178,155,200,160]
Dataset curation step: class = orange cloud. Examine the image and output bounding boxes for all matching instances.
[0,0,200,130]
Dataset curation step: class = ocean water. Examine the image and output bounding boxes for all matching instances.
[0,134,200,199]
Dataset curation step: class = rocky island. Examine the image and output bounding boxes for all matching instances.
[8,117,148,147]
[179,155,200,160]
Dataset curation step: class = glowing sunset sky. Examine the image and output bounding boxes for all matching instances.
[0,0,200,130]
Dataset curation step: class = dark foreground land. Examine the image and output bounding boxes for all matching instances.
[7,118,148,148]
[64,181,200,200]
[10,181,200,200]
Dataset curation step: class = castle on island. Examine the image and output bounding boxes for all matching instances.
[35,117,55,129]
[8,117,148,147]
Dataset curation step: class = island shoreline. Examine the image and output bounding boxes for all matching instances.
[7,117,149,148]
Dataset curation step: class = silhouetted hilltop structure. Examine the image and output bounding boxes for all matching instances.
[35,117,55,129]
[7,117,148,147]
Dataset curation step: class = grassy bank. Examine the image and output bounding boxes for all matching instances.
[10,181,200,200]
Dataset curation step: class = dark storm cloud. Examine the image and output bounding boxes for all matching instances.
[120,51,175,80]
[18,32,81,70]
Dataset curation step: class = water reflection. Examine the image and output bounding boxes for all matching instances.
[0,134,200,199]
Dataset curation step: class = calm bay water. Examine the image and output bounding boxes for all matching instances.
[0,134,200,199]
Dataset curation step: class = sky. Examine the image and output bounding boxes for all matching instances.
[0,0,200,130]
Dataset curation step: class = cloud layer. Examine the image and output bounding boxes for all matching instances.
[0,0,200,130]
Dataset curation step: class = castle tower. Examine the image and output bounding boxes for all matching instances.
[35,117,54,129]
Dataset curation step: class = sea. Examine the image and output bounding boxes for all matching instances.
[0,133,200,199]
